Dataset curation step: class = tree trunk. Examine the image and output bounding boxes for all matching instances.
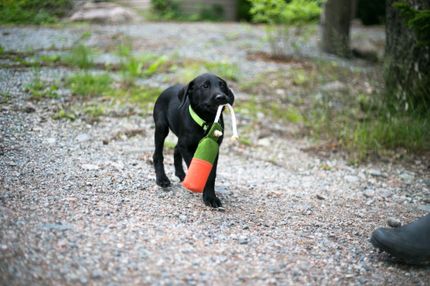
[320,0,352,57]
[385,0,430,111]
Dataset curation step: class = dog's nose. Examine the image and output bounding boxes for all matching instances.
[215,94,227,103]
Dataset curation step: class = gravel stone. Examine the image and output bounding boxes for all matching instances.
[239,236,249,245]
[363,189,375,198]
[399,172,415,184]
[76,133,91,142]
[386,217,401,228]
[81,164,99,170]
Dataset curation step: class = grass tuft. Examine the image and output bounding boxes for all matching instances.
[63,44,95,69]
[25,71,59,100]
[66,73,112,97]
[52,109,76,121]
[177,60,240,83]
[83,105,105,119]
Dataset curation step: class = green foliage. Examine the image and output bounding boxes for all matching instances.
[203,61,239,81]
[394,2,430,46]
[63,44,95,69]
[25,70,59,100]
[0,92,11,104]
[164,140,176,150]
[115,41,170,86]
[0,0,72,24]
[150,0,183,20]
[52,109,76,121]
[237,0,253,21]
[66,73,112,97]
[150,0,225,21]
[35,33,95,69]
[348,112,430,160]
[248,0,321,56]
[107,85,162,112]
[197,4,224,21]
[83,105,105,119]
[178,60,240,83]
[306,89,430,162]
[39,54,61,64]
[238,59,429,161]
[248,0,321,25]
[143,55,169,76]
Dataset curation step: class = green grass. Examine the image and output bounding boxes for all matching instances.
[107,85,161,113]
[237,95,303,124]
[236,59,428,161]
[25,74,59,100]
[52,109,76,121]
[177,60,240,83]
[66,73,112,97]
[344,111,430,162]
[117,51,171,86]
[114,41,172,86]
[63,44,95,69]
[39,54,61,64]
[304,89,430,162]
[164,140,176,150]
[0,92,11,104]
[34,32,95,69]
[83,105,105,119]
[238,136,253,146]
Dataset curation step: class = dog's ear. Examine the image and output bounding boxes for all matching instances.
[178,80,194,109]
[220,78,235,106]
[227,87,235,105]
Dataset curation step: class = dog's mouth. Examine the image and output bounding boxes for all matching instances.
[209,96,232,110]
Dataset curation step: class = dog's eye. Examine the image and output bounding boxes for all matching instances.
[203,83,209,88]
[219,81,225,87]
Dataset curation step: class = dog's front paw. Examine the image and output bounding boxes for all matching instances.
[175,171,185,182]
[156,176,171,188]
[203,194,222,208]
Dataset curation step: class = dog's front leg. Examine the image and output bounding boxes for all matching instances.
[203,155,222,208]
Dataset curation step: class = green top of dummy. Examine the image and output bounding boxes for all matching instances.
[193,122,222,164]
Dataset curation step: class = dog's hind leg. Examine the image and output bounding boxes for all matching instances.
[174,145,185,181]
[153,118,171,188]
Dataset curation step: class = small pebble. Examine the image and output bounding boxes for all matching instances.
[316,194,326,200]
[387,217,401,228]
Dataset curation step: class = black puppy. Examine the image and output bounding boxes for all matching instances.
[152,73,234,208]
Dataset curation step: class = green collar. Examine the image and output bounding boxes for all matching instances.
[189,105,208,131]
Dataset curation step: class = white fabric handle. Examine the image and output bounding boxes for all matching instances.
[213,101,239,141]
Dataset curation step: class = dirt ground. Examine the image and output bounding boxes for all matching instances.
[0,23,429,285]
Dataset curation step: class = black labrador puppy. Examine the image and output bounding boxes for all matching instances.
[153,73,234,208]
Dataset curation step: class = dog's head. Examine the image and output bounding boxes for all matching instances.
[180,73,235,113]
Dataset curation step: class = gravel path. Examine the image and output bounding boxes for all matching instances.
[1,23,429,285]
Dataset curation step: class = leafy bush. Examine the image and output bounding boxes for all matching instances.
[66,73,112,97]
[237,0,252,21]
[0,0,73,24]
[150,0,225,21]
[394,1,430,46]
[150,0,182,20]
[248,0,322,56]
[197,4,224,21]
